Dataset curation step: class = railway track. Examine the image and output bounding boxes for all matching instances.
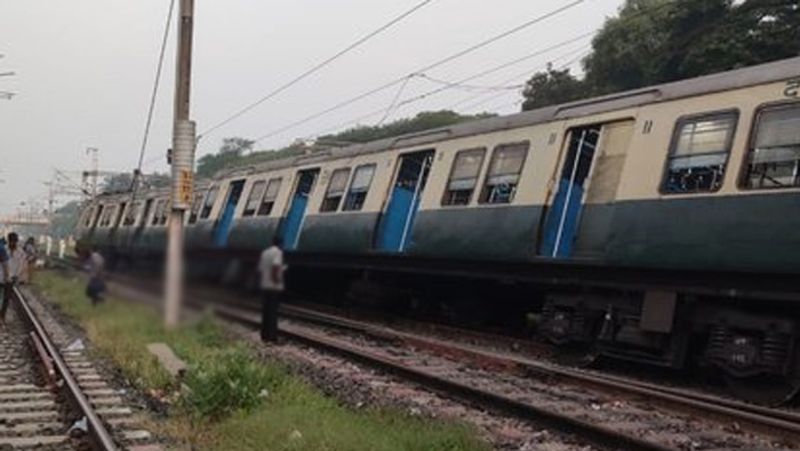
[54,261,800,449]
[208,302,797,451]
[1,285,155,450]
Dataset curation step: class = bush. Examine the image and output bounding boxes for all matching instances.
[181,346,281,420]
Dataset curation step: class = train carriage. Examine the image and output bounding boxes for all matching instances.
[76,57,800,403]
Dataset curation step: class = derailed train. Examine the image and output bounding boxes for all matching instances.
[78,57,800,401]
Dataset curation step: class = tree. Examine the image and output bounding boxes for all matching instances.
[319,110,495,144]
[49,200,81,238]
[219,137,255,156]
[521,66,586,111]
[101,173,134,193]
[584,0,800,95]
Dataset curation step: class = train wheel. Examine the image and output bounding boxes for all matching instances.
[724,373,800,406]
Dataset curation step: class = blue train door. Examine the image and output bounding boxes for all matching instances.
[376,149,434,252]
[539,125,602,258]
[280,168,319,250]
[213,179,245,247]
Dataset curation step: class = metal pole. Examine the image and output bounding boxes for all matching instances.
[165,0,196,328]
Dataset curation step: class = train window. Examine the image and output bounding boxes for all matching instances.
[83,207,96,228]
[243,180,266,217]
[343,164,376,211]
[480,142,529,204]
[200,186,218,219]
[99,206,116,228]
[320,168,351,213]
[188,193,203,224]
[151,200,165,226]
[662,112,737,194]
[443,148,486,206]
[742,103,800,190]
[123,202,140,227]
[258,178,282,216]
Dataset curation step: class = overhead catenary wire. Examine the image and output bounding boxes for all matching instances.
[253,0,588,144]
[450,45,593,112]
[377,75,415,126]
[301,34,595,140]
[199,0,437,139]
[134,0,176,183]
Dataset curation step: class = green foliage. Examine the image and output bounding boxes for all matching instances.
[100,172,170,194]
[521,66,585,110]
[219,137,255,156]
[50,200,82,238]
[181,346,282,420]
[37,271,490,451]
[318,110,495,144]
[522,0,800,110]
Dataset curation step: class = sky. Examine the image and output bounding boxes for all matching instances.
[0,0,625,215]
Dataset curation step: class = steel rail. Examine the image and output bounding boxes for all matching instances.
[11,285,118,451]
[213,306,673,451]
[279,304,800,440]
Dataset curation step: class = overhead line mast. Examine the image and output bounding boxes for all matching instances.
[165,0,196,328]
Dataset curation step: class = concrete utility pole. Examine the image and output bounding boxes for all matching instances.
[164,0,196,328]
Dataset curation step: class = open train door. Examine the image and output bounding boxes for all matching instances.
[212,179,246,247]
[279,168,319,250]
[375,149,434,252]
[538,120,634,258]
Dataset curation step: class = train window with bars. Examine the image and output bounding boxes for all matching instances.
[343,164,376,211]
[200,186,218,219]
[480,142,529,204]
[151,199,167,226]
[320,168,351,213]
[258,178,282,216]
[83,207,94,227]
[98,207,109,227]
[662,112,737,194]
[442,148,486,206]
[742,103,800,190]
[242,180,266,217]
[188,193,204,224]
[123,202,140,226]
[100,206,117,228]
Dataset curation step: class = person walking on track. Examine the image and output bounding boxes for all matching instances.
[85,247,106,306]
[0,237,10,323]
[1,233,25,321]
[22,237,37,284]
[258,236,286,343]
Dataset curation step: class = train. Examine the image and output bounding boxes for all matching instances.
[76,56,800,404]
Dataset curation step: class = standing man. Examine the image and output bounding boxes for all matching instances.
[0,238,10,322]
[1,233,24,321]
[258,236,285,342]
[85,247,106,306]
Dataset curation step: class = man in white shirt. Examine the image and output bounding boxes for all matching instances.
[258,236,285,342]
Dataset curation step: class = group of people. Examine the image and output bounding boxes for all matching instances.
[73,237,283,341]
[0,233,38,322]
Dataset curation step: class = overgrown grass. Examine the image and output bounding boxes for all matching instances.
[37,271,490,451]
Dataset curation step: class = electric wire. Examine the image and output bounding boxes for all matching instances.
[253,0,588,143]
[377,75,415,126]
[303,39,593,141]
[199,0,437,139]
[134,0,176,183]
